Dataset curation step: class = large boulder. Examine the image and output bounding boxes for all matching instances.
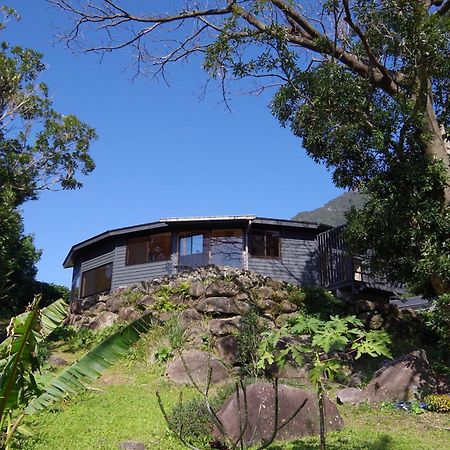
[214,382,344,447]
[166,350,230,385]
[361,349,437,402]
[195,297,250,316]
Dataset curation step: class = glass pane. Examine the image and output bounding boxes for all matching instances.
[250,231,265,257]
[179,233,208,267]
[211,229,242,268]
[81,268,97,297]
[127,236,148,265]
[192,235,204,254]
[266,232,280,257]
[148,233,171,261]
[96,263,113,293]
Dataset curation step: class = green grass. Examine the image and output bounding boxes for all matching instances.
[13,324,450,450]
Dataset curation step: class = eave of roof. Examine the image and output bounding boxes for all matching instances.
[63,215,330,268]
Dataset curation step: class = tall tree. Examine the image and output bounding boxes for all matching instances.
[0,8,97,311]
[53,0,450,295]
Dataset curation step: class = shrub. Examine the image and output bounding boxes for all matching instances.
[236,307,267,378]
[424,394,450,413]
[302,287,345,319]
[426,294,450,350]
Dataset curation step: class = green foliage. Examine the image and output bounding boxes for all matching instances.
[301,287,345,320]
[25,314,153,414]
[0,297,68,449]
[258,313,392,383]
[425,294,450,350]
[424,394,450,413]
[166,383,237,448]
[154,346,173,363]
[236,307,267,377]
[152,283,191,312]
[0,15,96,314]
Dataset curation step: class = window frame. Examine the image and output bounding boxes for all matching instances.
[249,230,281,259]
[80,263,113,298]
[125,232,172,266]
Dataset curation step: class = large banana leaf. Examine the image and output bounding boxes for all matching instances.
[0,298,68,356]
[25,313,154,414]
[0,298,68,418]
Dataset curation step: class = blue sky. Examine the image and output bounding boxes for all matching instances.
[7,0,343,287]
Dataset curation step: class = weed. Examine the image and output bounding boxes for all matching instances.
[154,346,173,363]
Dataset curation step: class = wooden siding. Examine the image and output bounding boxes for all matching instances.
[111,238,175,289]
[248,232,319,285]
[78,243,116,274]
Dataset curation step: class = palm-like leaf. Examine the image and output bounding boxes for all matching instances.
[25,313,154,414]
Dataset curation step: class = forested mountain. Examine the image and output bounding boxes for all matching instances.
[292,191,364,226]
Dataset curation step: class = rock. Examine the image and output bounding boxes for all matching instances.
[252,286,274,301]
[208,317,242,336]
[156,311,173,323]
[279,300,297,314]
[266,279,284,290]
[255,299,277,311]
[362,349,437,403]
[277,363,309,383]
[179,308,202,330]
[80,296,97,311]
[214,383,344,446]
[184,327,205,347]
[235,292,250,302]
[336,387,363,405]
[216,335,239,365]
[48,355,69,367]
[106,296,125,313]
[118,306,141,322]
[189,280,206,298]
[93,302,107,314]
[195,297,250,316]
[136,295,157,309]
[206,281,239,297]
[118,442,147,450]
[368,313,384,330]
[88,311,118,330]
[166,350,230,385]
[275,313,298,327]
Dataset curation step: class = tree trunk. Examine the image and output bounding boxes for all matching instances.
[318,380,326,450]
[423,93,450,206]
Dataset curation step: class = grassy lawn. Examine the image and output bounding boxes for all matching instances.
[13,325,450,450]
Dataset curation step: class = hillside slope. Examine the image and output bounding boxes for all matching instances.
[292,191,364,226]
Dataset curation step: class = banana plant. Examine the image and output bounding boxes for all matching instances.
[0,296,153,449]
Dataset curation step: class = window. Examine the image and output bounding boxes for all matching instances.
[126,233,171,265]
[178,232,209,267]
[81,263,113,297]
[250,231,281,258]
[211,230,242,267]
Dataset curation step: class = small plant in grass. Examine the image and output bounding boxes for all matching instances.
[258,313,392,450]
[154,345,173,363]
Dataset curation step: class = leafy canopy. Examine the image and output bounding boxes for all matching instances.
[52,0,450,294]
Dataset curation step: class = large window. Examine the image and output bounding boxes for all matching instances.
[126,233,171,265]
[179,233,209,267]
[81,263,113,298]
[250,231,281,258]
